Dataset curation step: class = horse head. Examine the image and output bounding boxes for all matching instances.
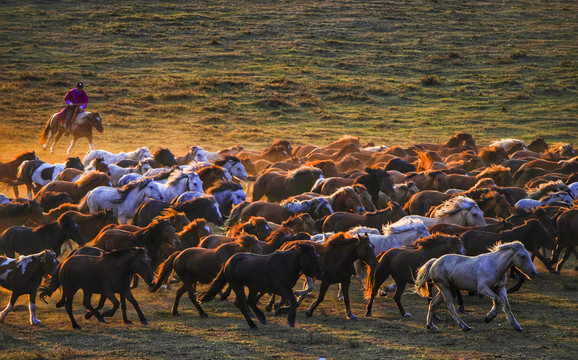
[507,242,538,279]
[58,214,85,246]
[40,249,59,275]
[356,233,378,271]
[131,248,155,285]
[295,243,324,279]
[142,179,164,202]
[87,112,104,133]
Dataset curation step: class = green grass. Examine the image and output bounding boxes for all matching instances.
[0,0,576,161]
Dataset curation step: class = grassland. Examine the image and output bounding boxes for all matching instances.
[0,0,577,358]
[0,0,576,162]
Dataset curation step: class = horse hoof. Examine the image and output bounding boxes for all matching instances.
[200,313,209,319]
[31,320,42,325]
[462,325,471,331]
[250,326,259,331]
[259,319,267,325]
[365,312,372,317]
[513,326,523,331]
[427,324,439,331]
[403,313,412,318]
[288,322,295,328]
[84,313,92,320]
[172,312,180,317]
[458,307,466,315]
[141,320,149,326]
[305,309,313,318]
[73,324,81,330]
[98,317,106,323]
[124,321,133,325]
[551,270,561,275]
[348,314,358,321]
[485,317,493,323]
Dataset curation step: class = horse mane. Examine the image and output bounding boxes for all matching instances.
[155,208,185,222]
[527,180,568,198]
[75,170,110,188]
[165,170,188,187]
[307,159,336,168]
[282,212,311,226]
[235,234,259,248]
[214,155,241,167]
[228,216,266,237]
[326,232,356,246]
[287,166,322,180]
[178,218,208,237]
[12,151,36,162]
[174,196,217,212]
[46,203,78,216]
[434,196,477,216]
[425,170,445,179]
[265,227,294,244]
[477,165,510,178]
[383,218,428,235]
[208,180,243,194]
[414,234,458,249]
[472,177,496,189]
[112,178,151,204]
[329,186,355,202]
[197,164,225,176]
[330,135,360,146]
[488,240,525,254]
[137,219,170,245]
[416,150,443,172]
[17,249,51,262]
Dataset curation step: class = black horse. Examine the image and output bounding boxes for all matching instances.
[131,197,223,227]
[200,243,324,330]
[0,213,84,257]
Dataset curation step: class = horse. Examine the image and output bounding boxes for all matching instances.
[415,241,537,331]
[0,200,45,233]
[177,218,213,249]
[403,196,487,228]
[199,243,323,330]
[34,171,112,204]
[207,180,246,217]
[0,250,59,325]
[214,156,249,180]
[405,190,452,216]
[131,196,223,227]
[0,151,38,198]
[527,180,573,200]
[515,191,575,211]
[84,146,152,166]
[79,178,164,223]
[15,157,85,198]
[34,191,74,212]
[0,213,84,257]
[39,110,104,154]
[226,199,330,226]
[461,219,556,293]
[280,233,377,320]
[149,235,263,318]
[58,209,119,244]
[445,165,514,190]
[175,146,209,165]
[192,164,230,191]
[428,219,514,236]
[549,209,578,272]
[365,234,464,317]
[286,186,367,215]
[153,148,177,167]
[321,201,406,233]
[252,166,324,202]
[154,170,203,203]
[107,161,152,186]
[404,171,449,192]
[391,182,420,208]
[52,247,154,329]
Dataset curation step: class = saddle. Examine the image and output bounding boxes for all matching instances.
[57,106,80,127]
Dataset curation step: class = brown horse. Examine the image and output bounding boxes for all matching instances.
[405,190,452,216]
[258,228,311,254]
[286,186,367,214]
[226,216,273,241]
[322,202,407,233]
[60,209,119,244]
[40,110,104,155]
[305,160,340,178]
[177,218,212,249]
[428,219,515,236]
[365,234,464,317]
[252,166,324,202]
[478,145,509,165]
[149,235,263,318]
[197,165,229,191]
[280,233,378,320]
[0,151,38,198]
[34,171,112,203]
[0,200,45,233]
[446,165,513,190]
[549,209,578,272]
[404,171,449,192]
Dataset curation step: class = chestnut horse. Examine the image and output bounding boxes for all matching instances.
[322,202,407,233]
[35,171,112,203]
[0,151,38,198]
[40,111,104,155]
[252,166,324,202]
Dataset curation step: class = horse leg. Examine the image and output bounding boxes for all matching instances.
[532,245,556,273]
[265,294,276,312]
[28,291,41,325]
[187,282,208,318]
[43,131,53,151]
[496,287,522,331]
[67,137,77,156]
[440,288,470,331]
[101,291,120,318]
[455,288,466,314]
[88,134,95,152]
[231,283,258,330]
[555,245,575,273]
[507,267,525,294]
[247,290,267,325]
[426,292,444,330]
[119,294,131,324]
[365,264,390,317]
[0,292,18,324]
[276,288,299,327]
[340,278,358,320]
[296,276,315,303]
[83,294,103,320]
[83,291,105,322]
[123,290,148,325]
[130,274,139,289]
[305,281,329,318]
[219,284,232,301]
[484,297,500,324]
[50,132,64,154]
[393,281,410,317]
[172,284,187,316]
[64,291,81,330]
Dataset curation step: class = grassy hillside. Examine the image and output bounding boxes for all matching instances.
[0,0,576,161]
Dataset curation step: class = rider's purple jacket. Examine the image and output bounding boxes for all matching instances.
[64,88,88,109]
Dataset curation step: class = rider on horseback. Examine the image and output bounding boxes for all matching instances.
[63,82,88,135]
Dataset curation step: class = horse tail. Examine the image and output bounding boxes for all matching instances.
[364,262,378,301]
[225,201,249,228]
[148,251,179,292]
[39,263,62,303]
[414,258,436,298]
[199,266,228,303]
[38,116,52,144]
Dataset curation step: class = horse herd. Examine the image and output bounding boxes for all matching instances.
[0,133,576,332]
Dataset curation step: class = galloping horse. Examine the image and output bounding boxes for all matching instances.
[40,111,104,155]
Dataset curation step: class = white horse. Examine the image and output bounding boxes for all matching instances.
[490,138,526,152]
[404,196,486,227]
[176,146,209,165]
[415,241,537,331]
[79,178,163,223]
[83,146,152,165]
[515,191,575,211]
[107,162,153,186]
